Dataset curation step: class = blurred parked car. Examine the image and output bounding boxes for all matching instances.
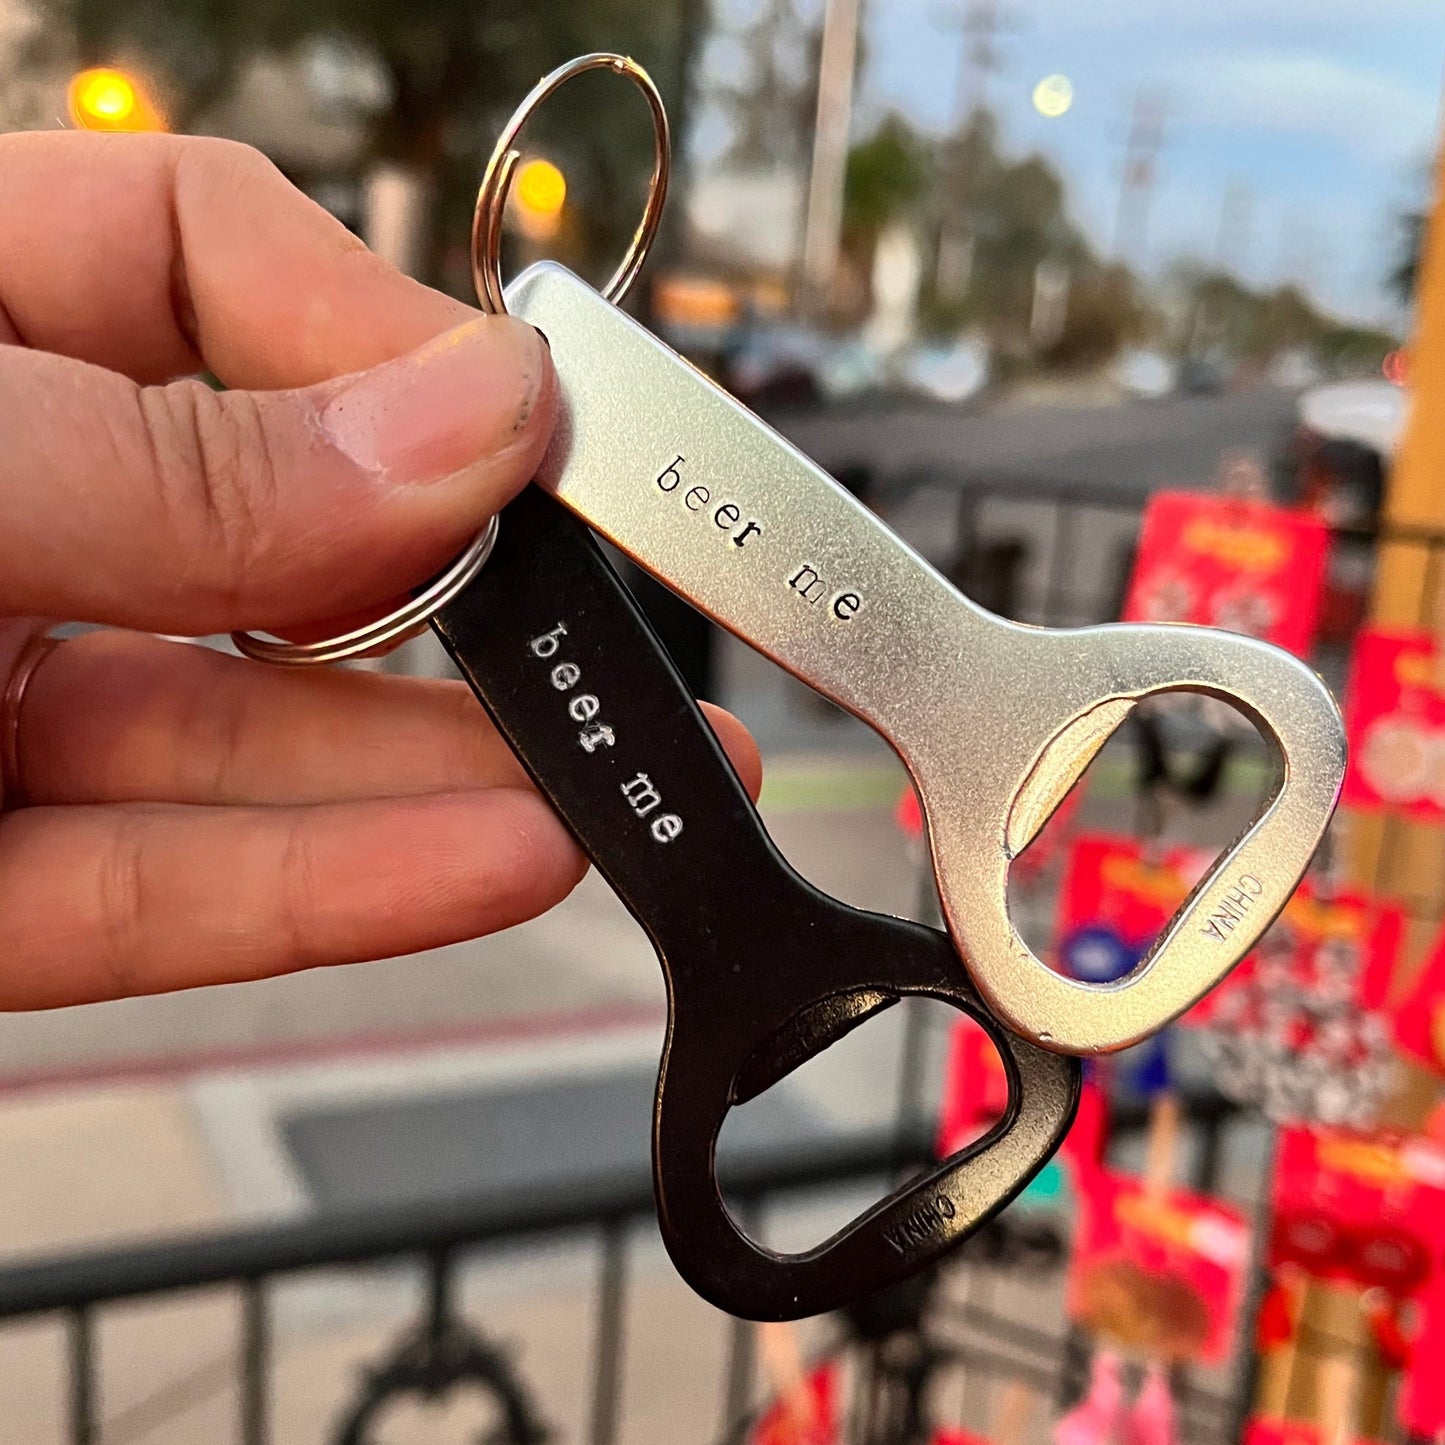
[1175,355,1226,396]
[1297,378,1407,466]
[893,338,990,404]
[1114,348,1176,400]
[1280,374,1408,641]
[723,324,824,408]
[722,325,887,409]
[1284,376,1405,530]
[1268,349,1323,390]
[820,339,889,401]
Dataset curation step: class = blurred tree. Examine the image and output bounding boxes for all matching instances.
[1177,266,1262,357]
[1315,322,1398,374]
[1253,283,1323,357]
[26,0,698,290]
[711,0,816,173]
[936,106,1002,231]
[968,150,1089,338]
[1173,263,1397,370]
[1041,263,1153,370]
[919,107,1099,351]
[842,114,931,245]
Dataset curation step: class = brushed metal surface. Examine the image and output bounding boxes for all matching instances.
[508,263,1347,1056]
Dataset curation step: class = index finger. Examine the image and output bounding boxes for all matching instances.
[0,130,476,388]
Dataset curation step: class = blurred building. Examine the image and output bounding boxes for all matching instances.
[194,49,368,182]
[0,0,69,131]
[190,46,376,235]
[686,166,803,273]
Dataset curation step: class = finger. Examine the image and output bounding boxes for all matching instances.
[702,703,764,802]
[15,631,766,806]
[0,617,55,813]
[0,789,588,1010]
[0,315,557,633]
[16,632,528,804]
[0,131,474,386]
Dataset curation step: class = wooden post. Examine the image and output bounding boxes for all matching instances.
[1142,1092,1180,1202]
[757,1322,814,1437]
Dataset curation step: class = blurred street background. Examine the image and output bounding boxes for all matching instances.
[1,1,1443,1443]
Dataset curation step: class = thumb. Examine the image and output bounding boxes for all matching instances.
[0,315,555,634]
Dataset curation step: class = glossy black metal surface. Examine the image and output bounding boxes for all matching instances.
[432,486,1081,1321]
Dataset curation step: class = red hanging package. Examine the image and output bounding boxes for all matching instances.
[1054,836,1212,1097]
[1342,628,1445,820]
[1186,882,1400,1027]
[749,1362,838,1445]
[1269,1126,1445,1297]
[1122,492,1330,656]
[1400,1267,1445,1436]
[1065,1169,1250,1365]
[936,1020,1012,1157]
[1185,882,1400,1126]
[936,1019,1105,1187]
[1055,835,1210,987]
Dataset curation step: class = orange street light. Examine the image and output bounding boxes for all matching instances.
[512,157,566,240]
[68,67,166,132]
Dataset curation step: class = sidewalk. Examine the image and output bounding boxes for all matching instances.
[0,1031,872,1443]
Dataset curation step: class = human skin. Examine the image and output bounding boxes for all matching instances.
[0,131,761,1010]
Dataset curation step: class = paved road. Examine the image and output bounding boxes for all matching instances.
[777,385,1301,493]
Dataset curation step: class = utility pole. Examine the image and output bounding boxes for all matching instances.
[1112,90,1166,267]
[799,0,862,315]
[931,0,1014,300]
[936,0,1008,126]
[930,0,1011,124]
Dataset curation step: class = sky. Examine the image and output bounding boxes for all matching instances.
[855,0,1445,323]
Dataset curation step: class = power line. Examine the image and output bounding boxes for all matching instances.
[1112,89,1166,266]
[933,0,1017,127]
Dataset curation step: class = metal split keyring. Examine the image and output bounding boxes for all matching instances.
[471,53,671,321]
[232,53,671,668]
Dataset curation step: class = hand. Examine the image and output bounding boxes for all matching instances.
[0,131,761,1010]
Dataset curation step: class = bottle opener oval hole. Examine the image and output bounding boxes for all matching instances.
[657,980,1075,1321]
[431,487,1080,1321]
[504,263,1347,1057]
[939,643,1328,1054]
[1003,692,1280,1003]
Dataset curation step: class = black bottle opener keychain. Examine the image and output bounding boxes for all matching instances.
[430,485,1080,1321]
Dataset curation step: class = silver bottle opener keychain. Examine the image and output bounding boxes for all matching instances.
[504,266,1345,1055]
[238,55,1348,1058]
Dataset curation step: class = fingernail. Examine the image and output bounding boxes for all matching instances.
[320,316,548,485]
